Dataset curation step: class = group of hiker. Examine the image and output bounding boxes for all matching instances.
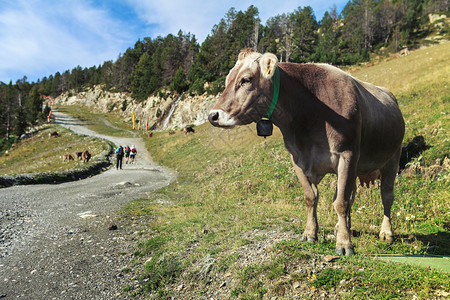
[115,145,137,170]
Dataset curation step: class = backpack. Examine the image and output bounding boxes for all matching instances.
[125,146,130,154]
[131,147,136,153]
[117,146,124,156]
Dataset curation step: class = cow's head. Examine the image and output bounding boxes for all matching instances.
[208,49,278,128]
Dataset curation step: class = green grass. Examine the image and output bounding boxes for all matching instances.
[55,105,136,138]
[127,128,447,297]
[0,124,109,175]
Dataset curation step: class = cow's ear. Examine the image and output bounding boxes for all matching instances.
[260,53,278,79]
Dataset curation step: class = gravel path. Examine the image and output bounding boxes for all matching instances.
[0,111,176,299]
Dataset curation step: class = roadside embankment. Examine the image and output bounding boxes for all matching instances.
[0,141,114,188]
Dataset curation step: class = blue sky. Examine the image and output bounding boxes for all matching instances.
[0,0,348,84]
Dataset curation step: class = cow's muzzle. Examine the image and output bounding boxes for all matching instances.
[208,111,220,126]
[208,110,237,128]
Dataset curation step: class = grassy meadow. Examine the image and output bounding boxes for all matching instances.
[0,124,110,176]
[55,105,135,138]
[120,42,449,298]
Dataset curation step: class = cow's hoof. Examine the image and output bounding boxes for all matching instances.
[335,247,355,256]
[379,232,394,244]
[301,236,316,243]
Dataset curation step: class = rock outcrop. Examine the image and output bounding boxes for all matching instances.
[55,86,218,130]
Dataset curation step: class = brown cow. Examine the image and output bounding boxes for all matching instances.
[63,154,74,161]
[398,48,409,56]
[184,126,195,135]
[75,151,83,160]
[49,131,59,138]
[208,49,405,256]
[81,150,91,163]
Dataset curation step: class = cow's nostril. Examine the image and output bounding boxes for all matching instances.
[208,111,219,124]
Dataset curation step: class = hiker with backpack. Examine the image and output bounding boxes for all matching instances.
[124,145,131,164]
[130,145,137,164]
[115,145,124,170]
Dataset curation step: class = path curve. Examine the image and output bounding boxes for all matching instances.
[0,111,175,299]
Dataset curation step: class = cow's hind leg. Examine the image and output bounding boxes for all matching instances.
[334,152,358,256]
[291,158,319,243]
[379,149,401,243]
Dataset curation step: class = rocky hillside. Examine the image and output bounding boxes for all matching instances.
[55,86,219,131]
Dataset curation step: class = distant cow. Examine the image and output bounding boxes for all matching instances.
[399,48,409,56]
[209,49,405,256]
[81,150,91,163]
[184,126,195,134]
[75,152,83,160]
[49,131,59,138]
[63,154,74,161]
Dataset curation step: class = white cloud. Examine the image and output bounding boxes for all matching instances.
[0,0,134,83]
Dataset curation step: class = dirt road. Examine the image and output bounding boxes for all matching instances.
[0,112,175,299]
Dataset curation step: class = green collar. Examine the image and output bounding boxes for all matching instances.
[265,65,280,119]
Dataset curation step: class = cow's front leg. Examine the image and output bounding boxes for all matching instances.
[334,153,357,256]
[334,188,356,236]
[291,159,319,242]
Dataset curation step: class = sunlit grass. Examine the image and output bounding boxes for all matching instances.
[0,124,109,175]
[55,105,136,138]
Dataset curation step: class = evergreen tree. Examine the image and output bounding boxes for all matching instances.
[341,0,368,63]
[259,15,286,60]
[130,52,153,101]
[112,40,145,91]
[99,62,113,90]
[12,105,27,137]
[170,67,187,94]
[313,7,342,64]
[160,34,183,84]
[148,42,163,94]
[1,82,15,140]
[0,84,8,139]
[196,18,229,81]
[258,20,278,54]
[290,6,319,62]
[25,88,43,126]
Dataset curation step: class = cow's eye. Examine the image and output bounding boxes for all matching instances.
[240,77,252,86]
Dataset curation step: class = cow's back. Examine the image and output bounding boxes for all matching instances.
[315,64,405,172]
[280,63,404,174]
